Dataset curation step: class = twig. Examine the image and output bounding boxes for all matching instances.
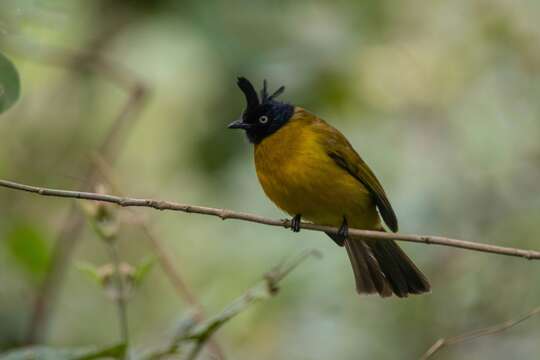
[420,306,540,359]
[1,178,540,260]
[26,85,147,343]
[139,225,204,312]
[91,155,205,312]
[92,155,225,360]
[145,249,321,360]
[83,186,131,356]
[22,40,149,343]
[106,242,130,351]
[138,224,225,360]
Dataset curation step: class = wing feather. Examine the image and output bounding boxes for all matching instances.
[312,118,399,232]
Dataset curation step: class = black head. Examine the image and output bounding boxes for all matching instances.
[228,77,294,144]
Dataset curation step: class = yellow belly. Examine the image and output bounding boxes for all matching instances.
[254,111,380,230]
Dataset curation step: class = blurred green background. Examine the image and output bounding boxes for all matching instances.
[1,0,540,359]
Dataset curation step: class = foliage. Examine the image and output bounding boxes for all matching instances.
[4,223,50,280]
[0,52,20,114]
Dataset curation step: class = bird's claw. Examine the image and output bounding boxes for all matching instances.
[290,214,301,232]
[338,217,349,239]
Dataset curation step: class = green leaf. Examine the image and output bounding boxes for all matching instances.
[133,256,155,286]
[75,261,102,285]
[0,343,126,360]
[0,52,20,114]
[5,223,50,279]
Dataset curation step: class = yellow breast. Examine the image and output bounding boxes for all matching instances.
[254,108,380,229]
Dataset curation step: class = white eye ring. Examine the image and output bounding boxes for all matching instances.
[258,115,269,124]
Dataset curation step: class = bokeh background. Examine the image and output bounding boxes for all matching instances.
[1,0,540,359]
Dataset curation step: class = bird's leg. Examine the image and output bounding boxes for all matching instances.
[338,216,349,240]
[291,215,349,242]
[326,217,348,246]
[290,214,302,232]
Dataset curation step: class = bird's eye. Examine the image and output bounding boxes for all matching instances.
[258,115,269,124]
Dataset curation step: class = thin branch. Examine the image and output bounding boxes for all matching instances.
[21,38,149,343]
[141,225,203,310]
[138,225,226,360]
[106,242,130,351]
[26,85,147,343]
[92,155,204,311]
[145,249,321,360]
[1,178,540,260]
[82,185,131,356]
[91,155,225,360]
[420,306,540,359]
[94,83,147,166]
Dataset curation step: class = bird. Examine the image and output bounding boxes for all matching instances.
[228,77,430,298]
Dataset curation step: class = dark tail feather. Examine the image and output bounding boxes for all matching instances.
[344,239,392,297]
[344,236,430,298]
[369,239,431,296]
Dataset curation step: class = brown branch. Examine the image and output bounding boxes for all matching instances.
[137,223,226,359]
[420,306,540,359]
[21,39,149,343]
[91,156,225,360]
[144,249,321,360]
[26,85,147,344]
[91,156,203,308]
[1,179,540,260]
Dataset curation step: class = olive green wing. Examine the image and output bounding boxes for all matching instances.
[313,119,399,232]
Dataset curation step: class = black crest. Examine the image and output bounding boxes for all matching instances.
[231,76,294,144]
[237,77,286,112]
[237,77,259,111]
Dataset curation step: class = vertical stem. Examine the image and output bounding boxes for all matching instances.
[23,39,147,344]
[107,242,130,356]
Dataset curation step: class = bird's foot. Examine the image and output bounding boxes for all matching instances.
[290,214,302,232]
[338,217,349,239]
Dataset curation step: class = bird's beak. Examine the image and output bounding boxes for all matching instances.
[228,119,251,130]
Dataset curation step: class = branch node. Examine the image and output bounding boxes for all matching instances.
[281,218,291,229]
[263,272,280,295]
[118,198,129,207]
[147,200,167,210]
[219,209,230,220]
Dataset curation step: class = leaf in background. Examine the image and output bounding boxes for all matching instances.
[5,223,50,280]
[133,256,155,287]
[0,343,126,360]
[0,51,20,114]
[74,261,102,285]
